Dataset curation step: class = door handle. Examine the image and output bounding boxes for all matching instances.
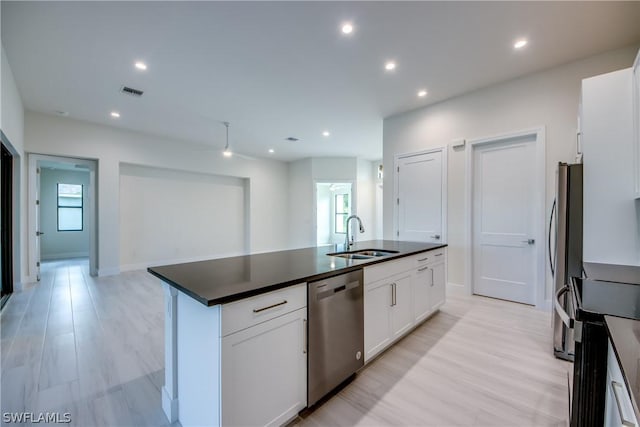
[553,286,573,329]
[522,239,535,245]
[36,231,45,236]
[430,234,441,240]
[548,199,556,277]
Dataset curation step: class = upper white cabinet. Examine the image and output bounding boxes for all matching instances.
[633,49,640,198]
[581,67,638,265]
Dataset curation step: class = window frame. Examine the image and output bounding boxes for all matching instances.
[334,193,350,234]
[57,183,84,232]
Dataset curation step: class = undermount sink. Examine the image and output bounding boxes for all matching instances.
[327,249,399,259]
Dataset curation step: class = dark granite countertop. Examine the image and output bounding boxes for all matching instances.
[148,240,446,306]
[604,315,640,423]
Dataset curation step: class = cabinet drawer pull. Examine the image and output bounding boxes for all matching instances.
[431,268,435,287]
[434,253,443,257]
[391,283,397,307]
[303,319,307,354]
[417,257,429,262]
[611,380,637,427]
[417,266,429,272]
[253,300,287,313]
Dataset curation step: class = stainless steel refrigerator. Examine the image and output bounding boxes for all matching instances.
[551,162,583,361]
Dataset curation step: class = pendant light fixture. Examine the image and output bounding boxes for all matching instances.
[223,121,232,157]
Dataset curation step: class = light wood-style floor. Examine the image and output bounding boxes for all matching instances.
[1,259,571,427]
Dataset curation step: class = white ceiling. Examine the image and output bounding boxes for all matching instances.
[3,1,640,161]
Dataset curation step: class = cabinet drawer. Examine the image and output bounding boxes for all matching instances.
[412,248,445,265]
[222,283,306,336]
[364,257,413,285]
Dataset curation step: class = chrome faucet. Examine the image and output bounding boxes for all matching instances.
[345,215,365,250]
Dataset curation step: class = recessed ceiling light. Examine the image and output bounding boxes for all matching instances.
[341,22,354,35]
[322,130,330,137]
[514,39,528,49]
[417,90,427,97]
[268,149,275,154]
[110,111,120,118]
[135,61,147,70]
[385,61,396,71]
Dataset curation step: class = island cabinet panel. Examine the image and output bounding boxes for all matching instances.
[363,278,394,362]
[429,261,446,312]
[364,249,448,363]
[390,274,414,339]
[222,307,307,427]
[604,340,638,427]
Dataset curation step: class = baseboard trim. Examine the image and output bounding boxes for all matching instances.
[446,282,467,295]
[162,386,178,423]
[41,252,89,260]
[97,267,120,277]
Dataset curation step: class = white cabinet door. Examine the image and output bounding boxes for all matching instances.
[390,274,414,340]
[605,341,639,427]
[364,280,393,362]
[413,265,432,323]
[429,262,446,312]
[222,308,307,427]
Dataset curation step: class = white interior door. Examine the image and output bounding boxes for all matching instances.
[397,150,443,243]
[472,136,537,305]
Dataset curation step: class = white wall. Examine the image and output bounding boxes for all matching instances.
[24,111,290,276]
[1,42,26,284]
[39,168,90,259]
[288,157,378,248]
[383,44,640,302]
[119,164,246,270]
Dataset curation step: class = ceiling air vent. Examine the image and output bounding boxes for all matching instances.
[285,137,299,142]
[120,86,144,97]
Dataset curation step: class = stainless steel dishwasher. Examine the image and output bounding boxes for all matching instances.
[307,269,364,406]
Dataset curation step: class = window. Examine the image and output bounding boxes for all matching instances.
[334,193,350,233]
[57,183,83,231]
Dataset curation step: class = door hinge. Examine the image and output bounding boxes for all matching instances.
[36,261,40,267]
[397,198,399,205]
[36,200,39,205]
[396,231,399,237]
[37,168,40,174]
[397,166,399,172]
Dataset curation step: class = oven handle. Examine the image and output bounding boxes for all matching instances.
[554,285,573,329]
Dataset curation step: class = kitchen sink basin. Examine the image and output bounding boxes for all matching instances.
[327,249,399,259]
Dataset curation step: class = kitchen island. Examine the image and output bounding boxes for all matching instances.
[148,240,447,426]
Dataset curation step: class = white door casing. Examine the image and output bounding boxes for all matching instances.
[28,154,98,281]
[465,128,546,308]
[395,148,447,243]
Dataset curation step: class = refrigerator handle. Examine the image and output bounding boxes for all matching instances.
[554,285,573,329]
[548,198,556,277]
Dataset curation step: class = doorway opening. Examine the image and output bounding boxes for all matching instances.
[315,183,353,247]
[1,139,14,307]
[29,154,98,281]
